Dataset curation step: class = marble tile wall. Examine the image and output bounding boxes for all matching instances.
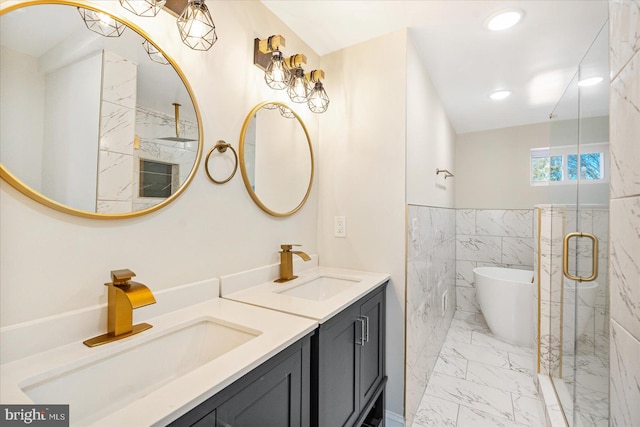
[535,205,564,378]
[405,205,456,426]
[132,106,198,212]
[97,51,137,214]
[563,207,609,371]
[609,2,640,425]
[455,209,534,314]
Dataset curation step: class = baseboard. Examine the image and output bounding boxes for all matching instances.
[385,410,405,427]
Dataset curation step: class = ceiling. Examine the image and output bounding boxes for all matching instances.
[260,0,610,134]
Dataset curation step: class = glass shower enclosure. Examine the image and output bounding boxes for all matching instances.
[547,20,610,427]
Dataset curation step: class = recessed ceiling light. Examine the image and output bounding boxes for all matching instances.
[486,9,524,31]
[490,90,512,100]
[578,76,604,87]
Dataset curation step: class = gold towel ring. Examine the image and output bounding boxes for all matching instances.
[205,140,238,184]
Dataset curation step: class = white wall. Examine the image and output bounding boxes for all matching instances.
[456,122,551,209]
[406,34,456,208]
[0,45,45,191]
[0,1,320,326]
[318,29,408,418]
[41,50,102,212]
[456,118,609,209]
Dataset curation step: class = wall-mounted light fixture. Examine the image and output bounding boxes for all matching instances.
[176,0,217,51]
[307,70,329,113]
[259,36,291,90]
[116,0,218,51]
[77,8,126,37]
[278,104,296,119]
[254,35,330,113]
[142,39,170,65]
[286,54,310,103]
[119,0,166,17]
[79,1,218,52]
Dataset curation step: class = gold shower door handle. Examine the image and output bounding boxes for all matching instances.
[563,232,599,282]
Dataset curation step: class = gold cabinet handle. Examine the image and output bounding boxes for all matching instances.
[563,232,599,282]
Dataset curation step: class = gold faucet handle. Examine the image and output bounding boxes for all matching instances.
[280,244,301,251]
[110,269,136,285]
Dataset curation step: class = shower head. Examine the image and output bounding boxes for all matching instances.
[158,102,197,142]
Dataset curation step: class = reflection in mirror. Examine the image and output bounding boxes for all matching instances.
[0,2,202,218]
[239,102,313,217]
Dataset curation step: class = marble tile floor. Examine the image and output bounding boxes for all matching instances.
[412,310,545,427]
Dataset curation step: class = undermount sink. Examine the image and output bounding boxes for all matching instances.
[277,275,361,301]
[20,317,261,426]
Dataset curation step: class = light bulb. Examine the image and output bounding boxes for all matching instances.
[190,11,208,38]
[265,51,290,90]
[77,8,126,37]
[97,12,112,30]
[308,82,329,113]
[287,68,310,103]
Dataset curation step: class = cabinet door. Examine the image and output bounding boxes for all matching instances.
[317,303,360,427]
[169,336,310,427]
[216,349,306,427]
[359,287,385,408]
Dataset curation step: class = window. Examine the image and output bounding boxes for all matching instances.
[530,143,608,186]
[139,159,179,198]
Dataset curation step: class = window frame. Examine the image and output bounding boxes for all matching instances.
[530,142,609,186]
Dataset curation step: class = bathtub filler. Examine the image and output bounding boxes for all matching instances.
[474,267,535,348]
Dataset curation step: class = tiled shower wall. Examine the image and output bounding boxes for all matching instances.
[133,106,198,212]
[455,209,535,313]
[97,51,137,214]
[609,2,640,426]
[405,205,456,426]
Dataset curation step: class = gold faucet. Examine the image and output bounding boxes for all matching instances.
[275,244,311,283]
[84,269,156,347]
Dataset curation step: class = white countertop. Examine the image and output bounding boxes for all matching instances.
[0,298,317,426]
[1,263,389,426]
[222,266,390,323]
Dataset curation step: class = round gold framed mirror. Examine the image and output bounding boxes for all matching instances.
[0,1,203,219]
[239,102,314,217]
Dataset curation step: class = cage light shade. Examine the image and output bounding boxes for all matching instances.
[308,82,329,113]
[77,8,126,37]
[177,0,217,51]
[278,104,295,119]
[119,0,166,17]
[287,68,310,103]
[265,51,291,90]
[142,39,170,65]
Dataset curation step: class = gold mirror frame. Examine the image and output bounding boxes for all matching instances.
[0,0,203,220]
[238,102,314,217]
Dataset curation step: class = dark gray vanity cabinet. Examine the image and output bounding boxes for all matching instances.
[169,334,311,427]
[313,282,387,427]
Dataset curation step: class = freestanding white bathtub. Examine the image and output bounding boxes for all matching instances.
[473,267,535,348]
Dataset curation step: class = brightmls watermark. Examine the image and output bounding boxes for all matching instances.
[1,405,68,426]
